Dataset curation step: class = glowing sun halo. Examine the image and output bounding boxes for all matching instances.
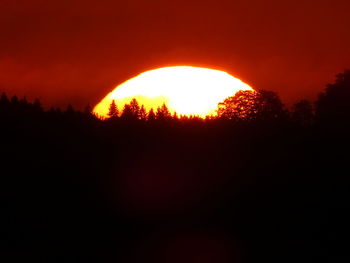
[94,66,253,118]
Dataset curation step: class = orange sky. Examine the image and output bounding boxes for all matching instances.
[1,0,350,109]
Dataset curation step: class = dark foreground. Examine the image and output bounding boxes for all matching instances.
[2,72,350,262]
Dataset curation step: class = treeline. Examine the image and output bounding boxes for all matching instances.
[2,69,350,127]
[2,70,350,263]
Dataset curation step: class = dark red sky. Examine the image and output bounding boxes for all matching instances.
[1,0,349,109]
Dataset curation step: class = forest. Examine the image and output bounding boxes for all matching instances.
[2,70,350,262]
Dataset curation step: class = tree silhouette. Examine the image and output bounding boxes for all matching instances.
[0,93,10,118]
[33,98,42,111]
[121,104,133,119]
[11,95,19,105]
[0,92,9,104]
[147,108,156,121]
[66,104,75,114]
[20,96,28,105]
[316,70,350,124]
[129,98,140,119]
[139,105,147,121]
[218,90,286,122]
[292,100,314,125]
[218,90,258,120]
[108,100,119,119]
[255,90,287,121]
[120,99,142,120]
[0,93,9,111]
[83,104,92,115]
[156,103,172,121]
[65,104,76,120]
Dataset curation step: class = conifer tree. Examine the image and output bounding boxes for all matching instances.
[147,108,156,121]
[139,105,147,120]
[65,104,75,116]
[121,104,133,119]
[0,93,9,105]
[83,104,92,115]
[20,96,28,105]
[156,103,171,120]
[129,98,140,119]
[11,95,19,104]
[33,99,42,112]
[0,93,9,114]
[173,111,178,120]
[108,100,119,119]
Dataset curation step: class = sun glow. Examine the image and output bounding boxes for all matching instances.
[94,66,253,118]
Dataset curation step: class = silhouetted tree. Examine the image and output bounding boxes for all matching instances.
[83,104,92,115]
[0,92,9,104]
[129,98,141,119]
[66,104,74,113]
[316,70,350,125]
[173,111,179,120]
[119,99,142,120]
[47,107,62,118]
[139,105,147,121]
[17,96,29,113]
[147,108,156,121]
[33,98,42,111]
[82,104,97,121]
[218,90,287,122]
[255,90,287,121]
[0,93,9,117]
[156,103,172,121]
[19,96,28,105]
[0,93,9,112]
[108,100,119,119]
[64,104,76,120]
[292,100,314,125]
[11,95,19,105]
[218,90,258,120]
[180,114,189,121]
[121,104,133,119]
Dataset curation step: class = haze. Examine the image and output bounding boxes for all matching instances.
[1,0,350,109]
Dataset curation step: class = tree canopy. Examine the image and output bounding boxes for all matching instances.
[217,89,286,122]
[316,70,350,124]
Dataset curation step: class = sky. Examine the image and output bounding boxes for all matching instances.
[1,0,350,109]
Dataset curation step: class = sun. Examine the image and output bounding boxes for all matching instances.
[93,66,253,118]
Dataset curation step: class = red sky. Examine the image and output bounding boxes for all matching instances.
[1,0,350,109]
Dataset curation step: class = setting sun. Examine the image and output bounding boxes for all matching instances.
[94,66,253,118]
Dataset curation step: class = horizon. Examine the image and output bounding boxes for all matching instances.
[2,1,350,262]
[1,0,350,109]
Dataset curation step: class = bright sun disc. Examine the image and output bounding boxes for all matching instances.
[94,66,253,118]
